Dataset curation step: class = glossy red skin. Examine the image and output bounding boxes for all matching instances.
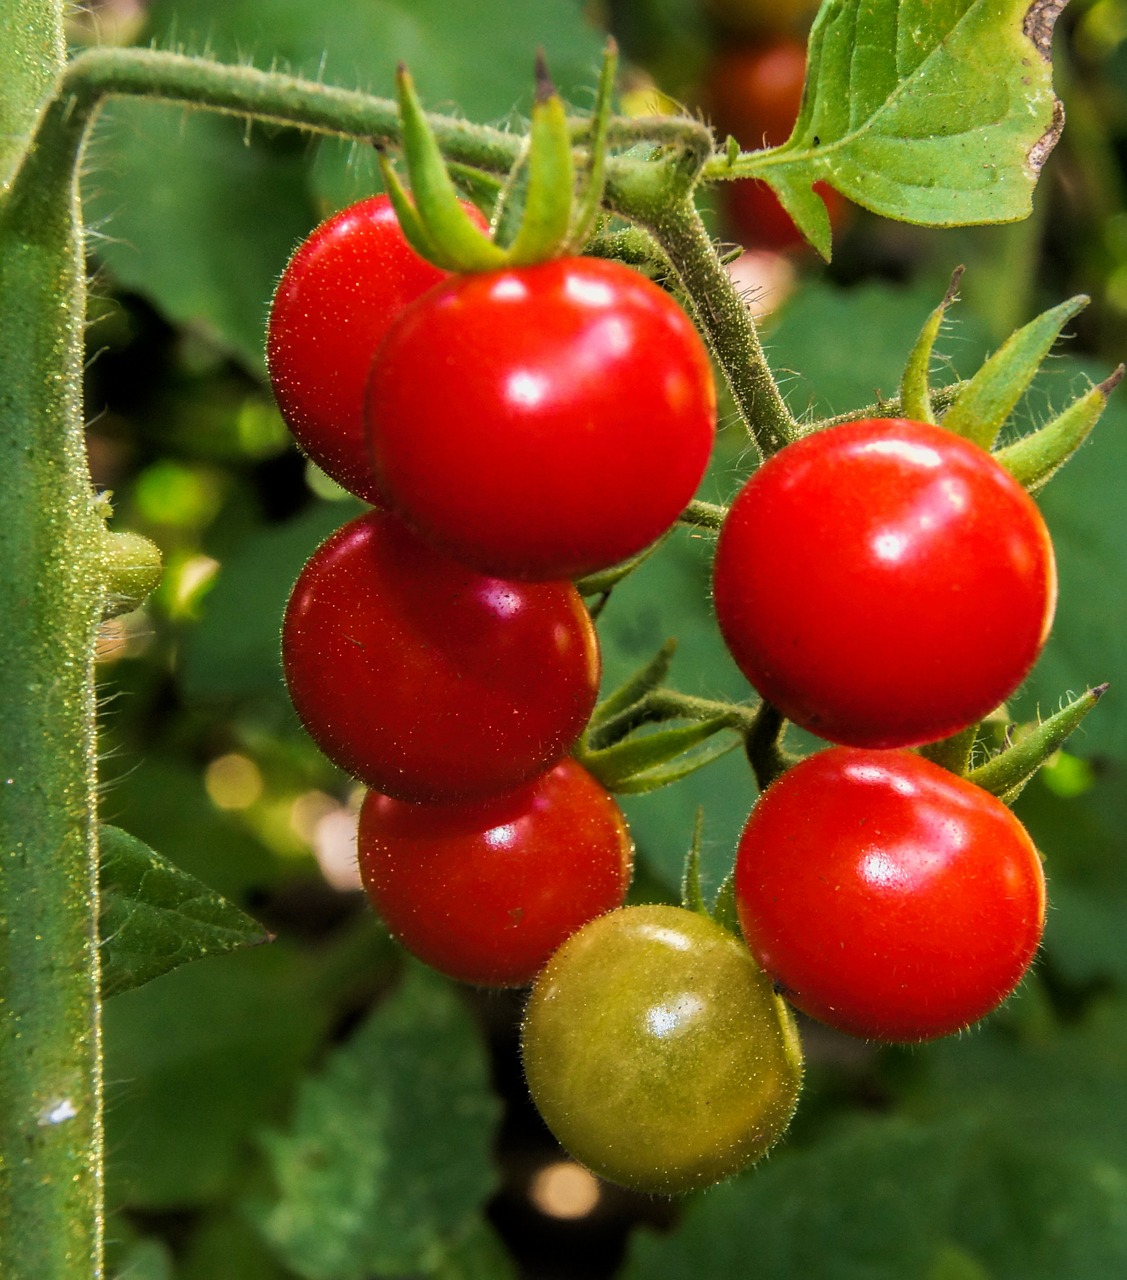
[266,195,485,502]
[713,418,1057,748]
[706,40,847,252]
[282,511,600,802]
[357,759,634,987]
[366,256,716,581]
[735,748,1047,1042]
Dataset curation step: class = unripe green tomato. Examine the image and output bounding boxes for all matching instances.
[521,904,803,1194]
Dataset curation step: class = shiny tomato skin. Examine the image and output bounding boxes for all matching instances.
[366,256,716,581]
[735,748,1048,1042]
[357,760,633,987]
[267,195,485,502]
[282,511,600,802]
[521,904,803,1194]
[712,418,1057,749]
[705,39,847,252]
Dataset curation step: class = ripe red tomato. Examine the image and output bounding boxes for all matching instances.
[357,759,633,987]
[282,510,600,802]
[712,418,1057,749]
[735,748,1047,1042]
[704,39,846,252]
[521,904,803,1193]
[266,194,485,503]
[366,256,716,581]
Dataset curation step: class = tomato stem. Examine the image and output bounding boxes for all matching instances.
[0,3,107,1273]
[625,197,798,459]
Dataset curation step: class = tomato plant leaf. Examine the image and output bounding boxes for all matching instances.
[624,1109,1127,1279]
[735,0,1066,252]
[99,824,271,998]
[255,963,501,1280]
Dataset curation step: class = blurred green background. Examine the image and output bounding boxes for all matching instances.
[78,0,1127,1276]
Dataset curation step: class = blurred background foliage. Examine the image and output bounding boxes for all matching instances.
[75,0,1127,1276]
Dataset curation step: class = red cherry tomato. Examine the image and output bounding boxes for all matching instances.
[705,39,847,252]
[712,418,1057,749]
[357,759,633,987]
[282,511,600,802]
[266,195,486,502]
[734,747,1047,1042]
[366,256,716,581]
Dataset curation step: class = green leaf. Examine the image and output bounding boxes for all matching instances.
[181,498,361,701]
[105,944,328,1208]
[624,1111,1127,1279]
[255,964,501,1280]
[741,0,1065,247]
[99,825,271,998]
[85,102,317,371]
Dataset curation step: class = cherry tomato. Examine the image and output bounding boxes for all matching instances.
[735,748,1047,1042]
[266,194,485,502]
[712,418,1057,749]
[704,39,846,252]
[521,904,803,1194]
[357,759,633,987]
[366,256,716,581]
[282,510,600,802]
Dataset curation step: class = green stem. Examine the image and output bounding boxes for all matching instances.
[616,194,797,459]
[0,8,106,1277]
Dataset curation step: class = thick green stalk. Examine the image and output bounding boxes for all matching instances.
[0,8,106,1276]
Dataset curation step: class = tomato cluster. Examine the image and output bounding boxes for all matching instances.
[268,194,719,989]
[715,417,1056,1041]
[268,191,1058,1197]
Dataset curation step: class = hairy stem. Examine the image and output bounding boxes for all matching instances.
[623,196,797,459]
[0,6,106,1277]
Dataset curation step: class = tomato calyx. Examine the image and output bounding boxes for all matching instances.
[378,42,618,273]
[575,640,744,795]
[899,273,1118,488]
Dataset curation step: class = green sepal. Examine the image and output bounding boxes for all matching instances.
[965,685,1107,803]
[680,809,706,915]
[993,366,1124,494]
[940,296,1089,450]
[917,722,978,776]
[568,37,618,250]
[586,639,676,743]
[504,56,576,265]
[607,734,740,795]
[580,716,736,791]
[900,267,964,425]
[390,65,507,272]
[711,872,740,937]
[101,528,162,618]
[575,531,669,597]
[375,149,453,268]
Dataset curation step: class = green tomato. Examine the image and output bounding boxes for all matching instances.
[521,904,803,1194]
